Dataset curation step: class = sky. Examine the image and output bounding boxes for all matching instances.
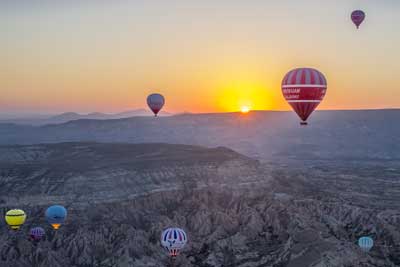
[1,0,399,115]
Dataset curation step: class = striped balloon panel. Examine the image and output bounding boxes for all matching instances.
[282,68,327,86]
[30,227,45,241]
[358,237,374,252]
[289,102,321,122]
[283,86,326,121]
[161,227,187,252]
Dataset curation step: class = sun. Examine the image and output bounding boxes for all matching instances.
[240,106,250,113]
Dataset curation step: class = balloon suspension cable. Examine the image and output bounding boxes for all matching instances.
[170,256,176,267]
[9,228,21,245]
[52,227,59,242]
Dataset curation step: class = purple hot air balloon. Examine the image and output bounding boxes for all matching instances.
[147,93,165,117]
[30,227,45,241]
[351,10,365,29]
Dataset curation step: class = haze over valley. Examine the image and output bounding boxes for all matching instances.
[1,110,399,162]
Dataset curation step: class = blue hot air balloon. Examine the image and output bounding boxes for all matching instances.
[358,236,374,252]
[46,205,67,230]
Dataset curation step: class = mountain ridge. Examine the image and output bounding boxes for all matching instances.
[0,110,399,162]
[0,109,172,126]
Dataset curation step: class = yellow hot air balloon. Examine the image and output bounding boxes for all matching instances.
[5,209,26,230]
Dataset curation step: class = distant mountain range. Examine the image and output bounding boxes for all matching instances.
[0,109,399,161]
[0,109,172,125]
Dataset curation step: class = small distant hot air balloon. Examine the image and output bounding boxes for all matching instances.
[147,93,165,117]
[45,205,67,230]
[30,227,45,241]
[351,10,365,29]
[161,227,188,258]
[358,236,374,252]
[5,209,26,231]
[282,68,327,125]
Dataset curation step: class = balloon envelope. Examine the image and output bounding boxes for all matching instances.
[30,227,45,241]
[46,205,67,230]
[281,68,327,125]
[351,10,365,29]
[358,236,374,252]
[5,209,26,230]
[161,227,188,257]
[147,93,165,116]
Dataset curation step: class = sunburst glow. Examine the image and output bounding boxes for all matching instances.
[240,106,250,113]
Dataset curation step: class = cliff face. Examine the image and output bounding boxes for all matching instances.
[0,143,399,267]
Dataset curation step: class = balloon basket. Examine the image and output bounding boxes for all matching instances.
[300,122,308,126]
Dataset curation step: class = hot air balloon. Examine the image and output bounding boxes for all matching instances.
[351,10,365,29]
[161,227,188,257]
[358,236,374,252]
[5,209,26,230]
[282,68,327,125]
[30,227,45,241]
[45,205,67,230]
[147,93,165,117]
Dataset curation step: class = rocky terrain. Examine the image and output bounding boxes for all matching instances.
[0,142,399,266]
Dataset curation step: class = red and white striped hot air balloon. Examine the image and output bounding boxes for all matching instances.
[282,68,327,125]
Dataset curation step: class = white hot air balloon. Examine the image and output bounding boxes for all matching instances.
[161,227,187,257]
[358,236,374,252]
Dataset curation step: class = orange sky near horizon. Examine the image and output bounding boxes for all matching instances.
[1,1,400,115]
